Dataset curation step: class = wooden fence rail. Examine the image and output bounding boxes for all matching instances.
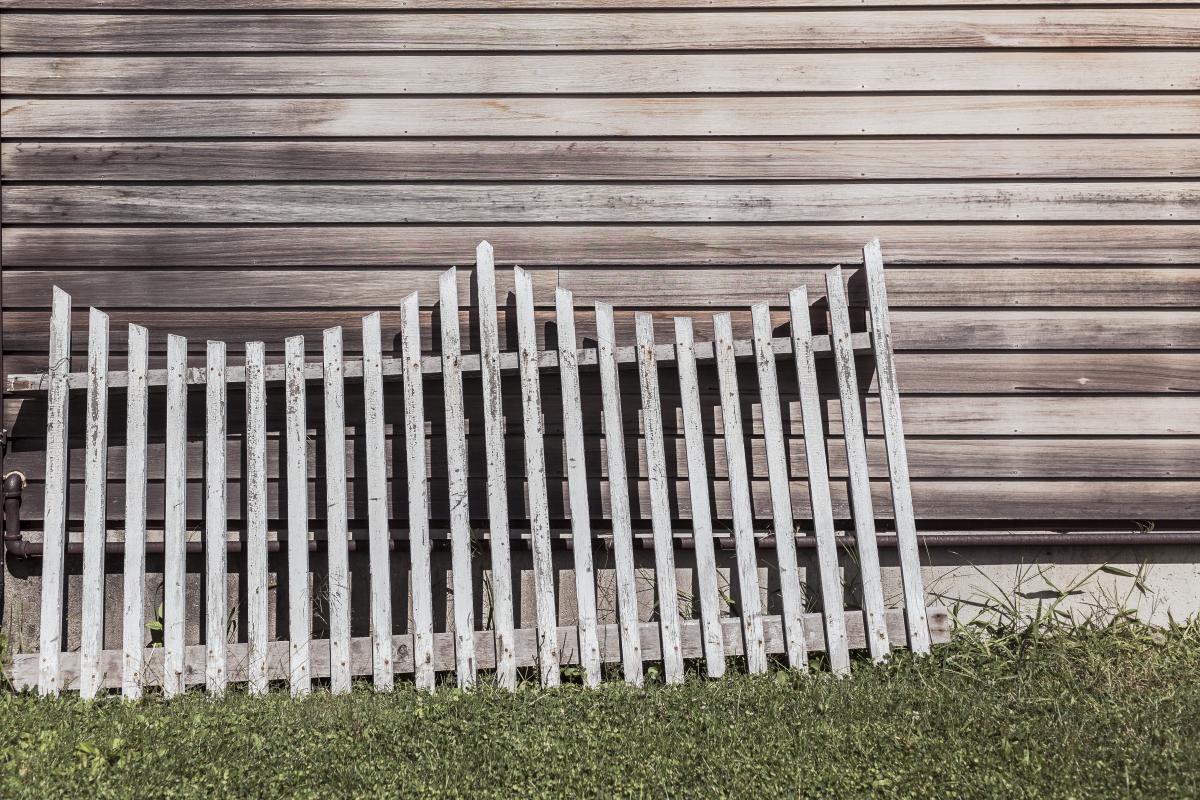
[8,239,944,696]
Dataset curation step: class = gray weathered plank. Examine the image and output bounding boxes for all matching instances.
[162,334,188,697]
[789,287,850,675]
[515,267,560,688]
[826,268,890,661]
[440,268,476,689]
[596,302,644,687]
[634,312,685,684]
[4,11,1192,51]
[4,97,1192,138]
[712,312,767,674]
[284,335,312,694]
[78,307,110,700]
[36,287,71,696]
[362,312,395,691]
[555,287,601,687]
[401,292,436,691]
[322,326,353,695]
[204,339,228,695]
[245,341,270,694]
[673,316,725,678]
[122,324,149,699]
[751,303,807,671]
[476,241,517,689]
[863,241,931,655]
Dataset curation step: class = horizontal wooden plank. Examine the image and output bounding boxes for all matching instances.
[6,267,1198,310]
[6,350,1198,394]
[5,608,952,694]
[3,11,1195,52]
[3,226,1196,267]
[8,394,1197,437]
[3,97,1196,137]
[4,310,1200,353]
[6,53,1197,94]
[11,435,1197,482]
[6,139,1195,181]
[7,182,1197,224]
[2,0,1187,8]
[14,476,1200,521]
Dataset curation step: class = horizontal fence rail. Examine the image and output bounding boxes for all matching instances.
[8,239,942,697]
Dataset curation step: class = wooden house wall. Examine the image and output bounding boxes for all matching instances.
[1,1,1197,531]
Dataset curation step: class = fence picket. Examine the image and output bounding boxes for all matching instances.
[322,326,353,695]
[634,313,685,684]
[204,340,228,696]
[122,324,149,699]
[555,287,601,687]
[245,342,270,694]
[37,287,71,696]
[284,336,312,695]
[673,316,725,678]
[515,267,561,688]
[863,240,931,655]
[713,313,767,674]
[79,308,110,700]
[750,304,807,671]
[825,267,891,662]
[401,293,436,691]
[476,241,517,689]
[163,334,188,697]
[440,268,477,689]
[362,312,395,691]
[596,302,643,687]
[788,288,851,675]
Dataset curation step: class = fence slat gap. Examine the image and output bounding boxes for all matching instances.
[556,287,601,688]
[79,308,110,700]
[634,313,685,685]
[285,336,312,696]
[596,302,643,687]
[122,324,150,699]
[476,241,517,690]
[789,288,851,675]
[673,316,726,678]
[826,267,891,662]
[713,312,767,674]
[864,240,932,655]
[322,326,353,695]
[751,303,808,672]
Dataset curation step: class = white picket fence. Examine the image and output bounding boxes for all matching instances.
[8,239,945,697]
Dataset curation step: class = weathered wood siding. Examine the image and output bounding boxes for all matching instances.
[1,1,1198,527]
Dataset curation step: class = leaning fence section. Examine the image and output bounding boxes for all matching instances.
[8,239,947,697]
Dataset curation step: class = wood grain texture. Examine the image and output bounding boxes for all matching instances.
[5,607,955,696]
[77,307,109,700]
[121,324,148,699]
[35,287,70,696]
[4,11,1194,52]
[7,52,1197,94]
[8,182,1197,224]
[361,312,394,690]
[5,97,1195,137]
[284,335,312,695]
[5,226,1194,267]
[161,334,188,697]
[321,326,353,694]
[244,341,270,695]
[1,0,1185,8]
[203,339,228,696]
[7,140,1195,181]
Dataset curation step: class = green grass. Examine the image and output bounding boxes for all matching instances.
[1,622,1197,799]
